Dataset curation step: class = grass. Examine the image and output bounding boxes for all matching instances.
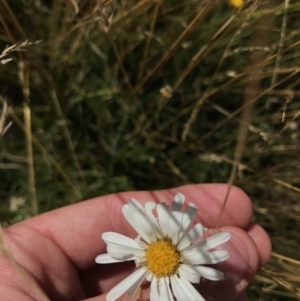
[1,0,300,299]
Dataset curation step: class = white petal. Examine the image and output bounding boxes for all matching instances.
[150,276,159,301]
[122,204,145,236]
[127,270,147,298]
[209,250,229,263]
[107,244,144,259]
[102,232,142,249]
[165,277,174,301]
[177,206,196,231]
[135,235,148,248]
[177,235,192,251]
[157,278,164,301]
[171,274,203,301]
[95,253,133,264]
[177,275,206,301]
[181,248,211,265]
[194,266,224,281]
[188,223,205,241]
[106,267,147,301]
[122,205,154,244]
[205,232,231,250]
[145,202,162,239]
[135,255,147,266]
[160,277,174,301]
[184,202,198,219]
[128,198,144,211]
[156,203,170,236]
[134,211,157,243]
[146,272,154,282]
[145,201,155,214]
[168,211,188,245]
[178,264,201,283]
[176,203,198,248]
[171,193,185,211]
[181,239,206,252]
[170,275,187,301]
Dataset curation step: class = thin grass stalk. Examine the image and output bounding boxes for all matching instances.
[172,13,237,94]
[203,4,253,94]
[134,0,216,92]
[0,0,26,38]
[137,0,163,82]
[182,7,297,143]
[1,0,41,216]
[45,1,85,186]
[0,100,12,137]
[49,88,85,187]
[0,96,82,201]
[69,0,79,14]
[105,32,137,101]
[18,60,38,216]
[265,0,290,109]
[1,1,82,202]
[196,69,299,145]
[216,0,280,227]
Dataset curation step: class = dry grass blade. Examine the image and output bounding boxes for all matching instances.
[0,40,40,64]
[0,100,12,137]
[196,69,299,145]
[0,0,26,37]
[68,0,79,14]
[134,0,216,92]
[137,0,163,81]
[265,0,290,109]
[0,96,82,201]
[49,88,86,186]
[216,0,279,227]
[18,60,38,216]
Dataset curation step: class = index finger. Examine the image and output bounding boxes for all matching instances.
[6,184,252,270]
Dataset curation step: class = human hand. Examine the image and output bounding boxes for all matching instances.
[1,184,271,301]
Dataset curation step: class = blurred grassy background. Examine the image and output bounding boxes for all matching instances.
[1,0,300,300]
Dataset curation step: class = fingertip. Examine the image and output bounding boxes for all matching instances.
[197,226,259,300]
[220,226,259,285]
[246,223,272,267]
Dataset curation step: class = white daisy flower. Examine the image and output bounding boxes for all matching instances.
[96,193,231,301]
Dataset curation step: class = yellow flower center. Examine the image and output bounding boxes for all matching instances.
[146,239,180,277]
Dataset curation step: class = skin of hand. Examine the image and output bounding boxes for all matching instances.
[0,184,271,301]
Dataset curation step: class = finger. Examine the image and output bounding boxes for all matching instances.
[81,289,248,301]
[6,184,253,272]
[234,291,247,301]
[79,293,134,301]
[194,226,259,301]
[246,222,272,267]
